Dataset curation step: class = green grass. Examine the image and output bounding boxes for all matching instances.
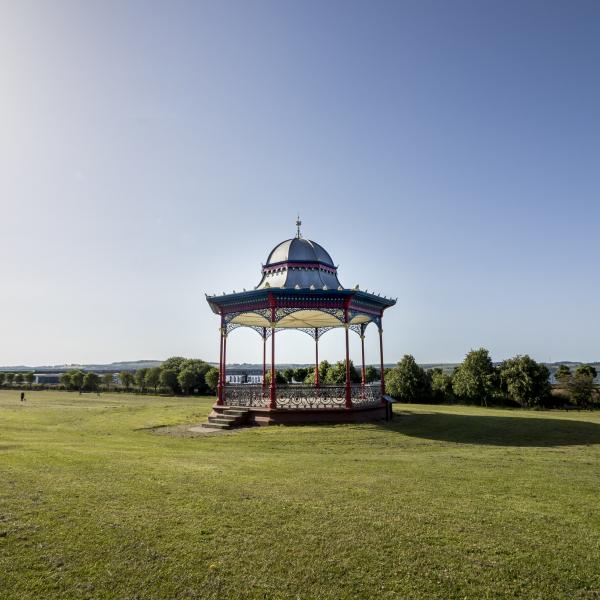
[1,391,600,599]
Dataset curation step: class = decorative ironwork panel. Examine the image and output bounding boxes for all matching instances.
[249,326,268,339]
[274,307,305,321]
[275,385,346,409]
[226,323,243,335]
[223,384,382,410]
[349,324,363,336]
[224,308,271,325]
[320,308,345,323]
[224,385,268,407]
[294,326,335,340]
[350,384,382,408]
[316,326,335,340]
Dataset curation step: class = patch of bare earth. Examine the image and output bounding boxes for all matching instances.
[148,423,235,437]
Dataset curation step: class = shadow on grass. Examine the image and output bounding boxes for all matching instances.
[383,411,600,447]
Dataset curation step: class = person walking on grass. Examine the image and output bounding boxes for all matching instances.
[20,392,25,402]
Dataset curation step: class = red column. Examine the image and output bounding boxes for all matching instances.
[314,328,320,388]
[344,306,352,409]
[379,322,386,396]
[222,332,227,398]
[262,328,267,390]
[217,324,224,405]
[217,327,223,405]
[361,331,366,387]
[269,297,277,409]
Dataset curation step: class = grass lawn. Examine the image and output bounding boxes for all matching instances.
[1,391,600,599]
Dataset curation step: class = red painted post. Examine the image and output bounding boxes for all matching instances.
[344,305,352,409]
[217,318,224,405]
[222,332,227,396]
[262,328,267,390]
[360,326,366,387]
[314,328,320,389]
[379,322,386,396]
[269,294,277,409]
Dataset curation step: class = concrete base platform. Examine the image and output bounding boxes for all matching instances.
[209,403,387,426]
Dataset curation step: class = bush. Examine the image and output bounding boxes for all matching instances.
[430,368,454,403]
[264,371,287,385]
[452,349,498,406]
[386,355,431,403]
[499,355,551,408]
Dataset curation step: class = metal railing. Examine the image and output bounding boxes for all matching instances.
[223,383,382,409]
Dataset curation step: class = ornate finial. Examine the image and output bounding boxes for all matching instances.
[296,214,302,238]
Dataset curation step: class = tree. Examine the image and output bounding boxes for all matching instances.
[294,367,308,382]
[70,370,85,392]
[323,360,361,385]
[119,371,134,391]
[159,368,179,394]
[452,348,498,406]
[83,372,100,392]
[145,367,162,394]
[575,364,598,379]
[14,373,24,385]
[102,372,114,391]
[24,372,35,388]
[499,355,551,408]
[386,355,431,402]
[161,356,187,372]
[568,371,596,407]
[5,373,14,386]
[365,365,380,384]
[205,367,219,393]
[135,368,148,392]
[303,370,316,385]
[180,359,211,393]
[430,368,453,403]
[554,364,571,385]
[264,370,287,385]
[59,372,72,389]
[304,360,332,385]
[317,360,332,383]
[178,368,198,395]
[283,368,295,383]
[0,373,5,386]
[157,357,208,395]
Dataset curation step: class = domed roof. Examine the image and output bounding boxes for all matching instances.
[257,224,343,290]
[265,238,335,267]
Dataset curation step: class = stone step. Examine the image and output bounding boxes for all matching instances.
[211,415,238,423]
[201,422,231,430]
[223,409,249,417]
[208,417,236,425]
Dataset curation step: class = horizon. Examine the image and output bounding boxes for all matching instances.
[2,1,599,366]
[1,357,599,371]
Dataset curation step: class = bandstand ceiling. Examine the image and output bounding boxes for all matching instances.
[229,309,372,329]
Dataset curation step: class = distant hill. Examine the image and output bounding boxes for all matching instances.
[0,360,164,373]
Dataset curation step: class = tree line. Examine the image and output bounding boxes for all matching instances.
[271,361,379,386]
[385,349,599,408]
[54,357,219,395]
[0,372,35,387]
[2,351,597,408]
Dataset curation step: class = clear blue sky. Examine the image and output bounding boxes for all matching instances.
[1,1,599,367]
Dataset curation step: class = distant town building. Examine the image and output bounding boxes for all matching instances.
[225,368,263,384]
[34,373,62,384]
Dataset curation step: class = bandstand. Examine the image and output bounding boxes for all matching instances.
[205,221,396,425]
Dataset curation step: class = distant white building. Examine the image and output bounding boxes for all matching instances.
[225,368,263,384]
